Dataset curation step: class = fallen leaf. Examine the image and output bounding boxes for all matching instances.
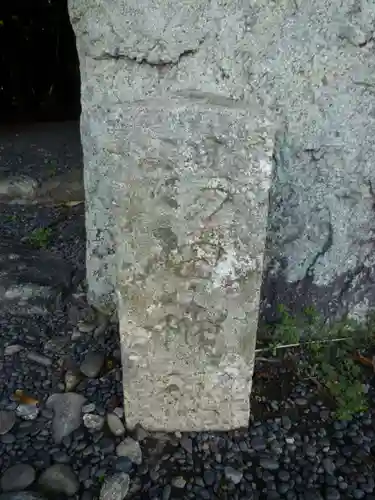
[353,351,375,371]
[13,389,39,405]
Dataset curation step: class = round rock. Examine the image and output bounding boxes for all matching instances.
[224,466,243,485]
[260,458,279,471]
[46,393,86,443]
[107,413,125,437]
[83,413,105,431]
[1,464,36,492]
[80,350,105,378]
[0,411,16,436]
[16,404,39,421]
[38,464,79,496]
[99,473,130,500]
[0,494,46,500]
[171,476,186,489]
[116,437,142,465]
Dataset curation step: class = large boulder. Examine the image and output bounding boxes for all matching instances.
[248,0,375,323]
[69,0,375,323]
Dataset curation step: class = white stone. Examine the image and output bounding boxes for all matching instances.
[99,473,129,500]
[107,413,125,437]
[116,438,142,465]
[83,413,105,431]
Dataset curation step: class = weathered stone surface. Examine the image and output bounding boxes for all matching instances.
[0,411,16,435]
[0,176,38,202]
[68,0,271,315]
[69,0,273,429]
[46,392,86,443]
[69,0,375,324]
[38,465,79,496]
[1,464,36,492]
[99,473,130,500]
[115,98,272,431]
[0,494,45,500]
[246,0,375,323]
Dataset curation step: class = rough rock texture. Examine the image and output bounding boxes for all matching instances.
[114,97,273,431]
[68,0,273,314]
[246,0,375,323]
[69,0,273,430]
[69,0,375,325]
[46,393,86,443]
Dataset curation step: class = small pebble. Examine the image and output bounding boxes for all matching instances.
[83,413,105,431]
[172,476,186,489]
[107,413,125,436]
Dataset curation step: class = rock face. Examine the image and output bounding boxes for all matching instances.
[68,0,273,430]
[250,0,375,323]
[69,0,375,325]
[115,98,272,431]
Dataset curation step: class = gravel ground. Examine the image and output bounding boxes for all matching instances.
[1,124,375,500]
[1,205,375,500]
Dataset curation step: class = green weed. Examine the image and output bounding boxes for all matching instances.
[27,227,53,249]
[265,305,375,420]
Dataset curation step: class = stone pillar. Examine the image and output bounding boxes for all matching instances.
[69,0,274,430]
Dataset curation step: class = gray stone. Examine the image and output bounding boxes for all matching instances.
[322,457,336,475]
[4,345,23,356]
[113,407,124,419]
[353,490,365,500]
[224,466,243,485]
[99,473,130,500]
[16,404,39,421]
[116,438,142,465]
[1,464,36,491]
[83,413,105,431]
[247,0,375,321]
[180,436,193,455]
[64,370,81,392]
[260,458,279,471]
[77,320,96,333]
[203,470,216,486]
[162,485,171,500]
[0,494,45,500]
[107,413,125,437]
[62,0,327,435]
[278,470,290,482]
[1,433,15,444]
[26,352,52,367]
[82,403,96,413]
[38,464,79,496]
[114,457,133,474]
[80,350,104,378]
[0,176,38,202]
[325,488,340,500]
[114,96,272,431]
[251,436,267,451]
[171,477,187,489]
[0,411,15,436]
[46,393,86,443]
